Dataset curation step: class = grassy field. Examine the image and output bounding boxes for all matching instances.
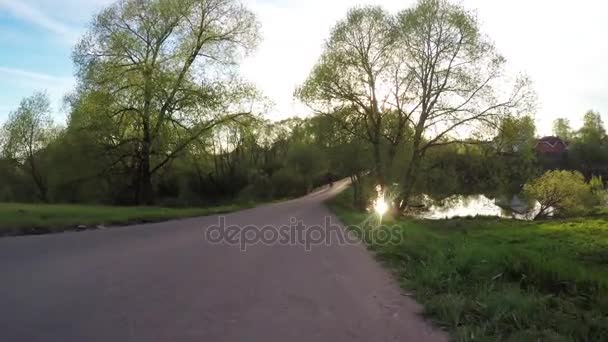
[328,190,608,341]
[0,202,247,236]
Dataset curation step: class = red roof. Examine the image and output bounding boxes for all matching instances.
[535,136,567,153]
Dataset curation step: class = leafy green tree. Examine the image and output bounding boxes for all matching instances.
[287,143,326,193]
[523,170,592,219]
[72,0,261,204]
[568,110,608,177]
[296,6,404,189]
[553,118,573,141]
[579,110,606,143]
[495,116,536,154]
[395,0,533,208]
[2,92,57,202]
[492,115,539,193]
[589,175,606,205]
[298,1,533,210]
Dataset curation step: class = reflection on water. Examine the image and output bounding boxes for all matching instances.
[413,194,541,220]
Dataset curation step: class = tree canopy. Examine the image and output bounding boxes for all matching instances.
[298,0,533,207]
[71,0,262,204]
[1,92,56,201]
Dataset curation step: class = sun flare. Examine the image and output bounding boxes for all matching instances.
[374,196,389,216]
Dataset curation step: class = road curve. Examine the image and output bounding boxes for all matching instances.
[0,182,446,342]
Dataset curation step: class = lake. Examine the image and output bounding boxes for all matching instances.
[412,194,542,220]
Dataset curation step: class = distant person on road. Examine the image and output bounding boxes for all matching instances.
[326,172,334,188]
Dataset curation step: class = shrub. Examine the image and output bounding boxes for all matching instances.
[237,171,273,202]
[523,170,592,219]
[589,175,607,206]
[270,168,307,198]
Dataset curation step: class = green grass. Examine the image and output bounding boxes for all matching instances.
[328,189,608,341]
[0,202,249,236]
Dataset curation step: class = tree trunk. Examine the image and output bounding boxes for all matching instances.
[533,205,550,220]
[138,137,154,205]
[134,116,155,205]
[351,174,358,206]
[350,172,364,210]
[27,156,48,202]
[136,65,155,206]
[372,140,385,190]
[399,150,422,211]
[140,154,154,205]
[399,121,426,211]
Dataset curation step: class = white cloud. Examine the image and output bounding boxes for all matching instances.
[0,67,75,122]
[0,0,80,43]
[0,66,73,84]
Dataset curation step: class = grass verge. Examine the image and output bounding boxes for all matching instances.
[327,188,608,341]
[0,202,249,237]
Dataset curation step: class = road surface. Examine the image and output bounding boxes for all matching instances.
[0,182,446,341]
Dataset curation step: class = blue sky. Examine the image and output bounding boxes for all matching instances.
[0,0,112,122]
[1,0,608,135]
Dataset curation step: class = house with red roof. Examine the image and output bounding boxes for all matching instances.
[535,136,568,154]
[535,136,568,168]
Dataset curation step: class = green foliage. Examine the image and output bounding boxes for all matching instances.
[1,92,57,201]
[495,116,537,155]
[553,118,573,141]
[0,0,541,210]
[579,110,606,144]
[492,115,539,194]
[0,89,357,206]
[567,111,608,177]
[296,6,398,187]
[418,143,496,197]
[71,0,262,204]
[287,143,326,191]
[524,170,593,219]
[0,159,36,202]
[298,0,533,206]
[269,168,306,198]
[2,92,55,160]
[413,116,540,199]
[329,188,608,341]
[237,171,273,202]
[589,175,607,206]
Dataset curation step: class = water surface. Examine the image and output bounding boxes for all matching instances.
[413,194,540,220]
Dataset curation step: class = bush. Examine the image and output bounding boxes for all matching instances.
[270,168,307,199]
[237,171,274,202]
[524,170,593,219]
[589,175,607,206]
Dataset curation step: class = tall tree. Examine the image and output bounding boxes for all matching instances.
[553,118,572,141]
[298,1,532,209]
[394,0,532,208]
[570,110,608,176]
[72,0,261,204]
[493,115,538,193]
[495,115,536,154]
[296,6,402,189]
[578,110,606,143]
[2,92,56,201]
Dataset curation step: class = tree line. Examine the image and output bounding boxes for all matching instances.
[551,111,608,177]
[0,0,605,212]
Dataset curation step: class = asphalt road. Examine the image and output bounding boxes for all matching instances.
[0,181,446,342]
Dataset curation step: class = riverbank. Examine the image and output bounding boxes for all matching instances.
[327,189,608,341]
[0,202,249,237]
